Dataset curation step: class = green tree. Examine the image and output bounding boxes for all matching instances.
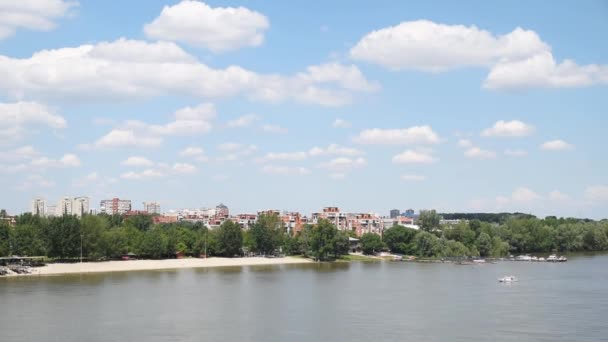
[360,233,384,255]
[139,227,168,259]
[490,236,510,257]
[476,232,493,257]
[250,213,283,255]
[216,220,243,257]
[310,219,341,261]
[10,224,45,256]
[101,227,128,258]
[124,214,153,231]
[46,215,82,258]
[0,221,10,256]
[413,231,439,257]
[383,225,418,254]
[418,209,440,232]
[81,215,108,259]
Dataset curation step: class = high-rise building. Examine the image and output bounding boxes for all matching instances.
[404,209,415,217]
[72,196,90,217]
[31,198,46,216]
[46,205,57,217]
[216,203,229,216]
[58,197,73,216]
[143,201,161,214]
[100,198,132,215]
[390,209,400,219]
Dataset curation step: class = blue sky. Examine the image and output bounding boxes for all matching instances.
[1,0,607,218]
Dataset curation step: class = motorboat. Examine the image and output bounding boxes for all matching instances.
[473,259,486,263]
[498,275,518,282]
[547,254,558,262]
[516,255,532,261]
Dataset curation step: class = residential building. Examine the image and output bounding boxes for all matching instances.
[404,209,415,217]
[72,196,90,217]
[143,201,161,214]
[312,207,348,230]
[31,198,46,216]
[46,205,57,217]
[216,203,229,217]
[390,209,400,219]
[58,197,73,216]
[100,198,132,215]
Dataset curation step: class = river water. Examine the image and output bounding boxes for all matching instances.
[1,254,607,342]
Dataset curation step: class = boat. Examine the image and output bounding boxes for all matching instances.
[516,255,532,261]
[538,257,546,262]
[498,275,518,282]
[558,256,568,262]
[473,259,486,263]
[531,256,539,261]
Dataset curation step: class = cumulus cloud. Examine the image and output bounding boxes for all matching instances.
[540,139,574,151]
[0,101,67,143]
[261,165,310,175]
[143,1,269,52]
[227,114,259,128]
[16,174,56,190]
[121,162,197,180]
[401,174,426,182]
[585,185,608,202]
[332,119,351,128]
[216,143,258,162]
[392,150,437,164]
[0,145,39,161]
[350,20,607,90]
[179,147,205,157]
[0,39,376,107]
[30,153,80,168]
[72,172,116,188]
[464,147,497,159]
[258,144,364,163]
[261,124,288,134]
[548,190,570,201]
[458,139,473,148]
[0,0,77,40]
[354,125,440,145]
[504,149,528,157]
[260,152,308,162]
[484,52,608,90]
[350,20,548,72]
[121,156,154,167]
[318,157,367,171]
[91,103,215,149]
[481,120,535,137]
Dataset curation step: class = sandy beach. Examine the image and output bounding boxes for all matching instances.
[2,257,312,277]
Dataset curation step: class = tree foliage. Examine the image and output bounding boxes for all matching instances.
[360,233,384,255]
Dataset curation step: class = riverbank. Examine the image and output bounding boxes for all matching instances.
[1,257,313,277]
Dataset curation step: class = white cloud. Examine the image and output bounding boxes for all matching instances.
[350,20,548,72]
[392,150,437,164]
[401,174,426,182]
[172,163,197,174]
[261,152,308,162]
[481,120,535,137]
[350,20,607,91]
[17,174,55,190]
[458,139,472,148]
[464,147,497,159]
[329,172,345,180]
[0,0,77,40]
[319,157,367,171]
[0,145,39,161]
[121,169,164,180]
[354,125,440,145]
[227,114,259,128]
[72,172,116,188]
[121,156,154,167]
[92,103,215,149]
[511,187,541,202]
[30,153,80,168]
[484,51,608,90]
[216,143,258,162]
[0,101,67,143]
[585,185,608,202]
[333,119,351,128]
[548,190,570,201]
[143,0,269,52]
[179,147,205,157]
[261,165,310,176]
[308,144,364,157]
[0,39,376,107]
[504,149,528,157]
[540,139,574,151]
[261,124,288,134]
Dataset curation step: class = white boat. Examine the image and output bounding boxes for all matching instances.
[516,255,532,261]
[547,254,558,262]
[473,259,486,263]
[531,256,539,261]
[538,257,546,262]
[498,275,518,283]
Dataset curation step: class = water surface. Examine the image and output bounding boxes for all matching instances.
[1,254,607,342]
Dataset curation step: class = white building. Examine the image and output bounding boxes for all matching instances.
[72,196,90,217]
[100,198,132,215]
[58,197,73,216]
[46,205,57,217]
[143,201,161,214]
[31,198,46,216]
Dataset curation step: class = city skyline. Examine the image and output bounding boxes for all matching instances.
[1,1,607,219]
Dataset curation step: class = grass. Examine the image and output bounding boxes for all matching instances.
[338,254,381,262]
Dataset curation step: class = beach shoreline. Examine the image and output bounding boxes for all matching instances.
[1,257,313,278]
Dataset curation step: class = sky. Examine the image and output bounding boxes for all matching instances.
[1,0,607,218]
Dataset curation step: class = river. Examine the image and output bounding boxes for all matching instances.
[1,254,607,342]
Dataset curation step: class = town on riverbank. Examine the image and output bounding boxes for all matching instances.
[1,203,606,278]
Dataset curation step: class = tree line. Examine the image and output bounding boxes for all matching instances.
[1,210,607,261]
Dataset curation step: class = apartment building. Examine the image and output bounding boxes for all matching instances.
[100,198,132,215]
[143,201,161,215]
[30,198,46,216]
